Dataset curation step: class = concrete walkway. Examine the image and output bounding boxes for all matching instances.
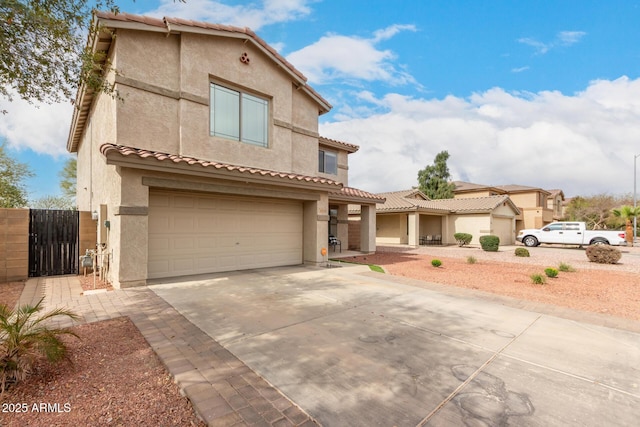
[23,275,317,427]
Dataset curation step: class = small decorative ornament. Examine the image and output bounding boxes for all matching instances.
[240,52,250,64]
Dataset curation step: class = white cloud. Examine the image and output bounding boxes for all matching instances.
[517,37,550,55]
[147,0,312,30]
[286,25,417,86]
[518,30,587,55]
[0,95,73,157]
[558,31,587,46]
[320,76,640,197]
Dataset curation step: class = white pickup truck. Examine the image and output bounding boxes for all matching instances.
[516,222,627,247]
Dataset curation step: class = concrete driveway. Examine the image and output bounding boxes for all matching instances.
[149,265,640,426]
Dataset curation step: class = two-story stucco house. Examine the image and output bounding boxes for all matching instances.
[453,181,556,232]
[67,12,383,288]
[546,189,566,221]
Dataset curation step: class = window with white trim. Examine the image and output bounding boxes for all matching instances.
[318,149,337,175]
[210,83,268,147]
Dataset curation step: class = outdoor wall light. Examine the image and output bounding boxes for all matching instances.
[91,210,98,220]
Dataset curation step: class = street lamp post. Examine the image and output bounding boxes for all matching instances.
[635,154,640,247]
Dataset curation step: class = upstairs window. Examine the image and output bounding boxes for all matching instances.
[319,149,337,175]
[210,83,268,147]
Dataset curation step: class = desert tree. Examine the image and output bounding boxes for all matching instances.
[1,1,185,114]
[0,142,33,208]
[417,150,456,199]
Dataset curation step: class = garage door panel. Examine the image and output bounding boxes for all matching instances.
[174,217,196,233]
[148,237,170,254]
[148,191,303,279]
[173,258,195,271]
[196,197,218,210]
[150,193,170,207]
[148,259,170,276]
[173,195,196,208]
[173,237,195,250]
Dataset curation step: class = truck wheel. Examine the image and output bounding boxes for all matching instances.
[590,239,609,245]
[523,236,538,247]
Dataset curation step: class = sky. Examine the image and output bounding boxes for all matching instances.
[2,0,640,201]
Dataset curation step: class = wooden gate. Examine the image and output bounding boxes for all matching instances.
[29,209,79,277]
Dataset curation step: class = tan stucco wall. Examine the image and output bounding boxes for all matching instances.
[78,211,98,257]
[113,30,321,177]
[0,209,29,282]
[522,207,547,229]
[509,192,541,208]
[447,214,491,245]
[376,213,406,244]
[76,71,118,213]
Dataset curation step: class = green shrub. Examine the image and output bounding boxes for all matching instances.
[585,245,622,264]
[466,256,477,264]
[558,262,576,272]
[544,267,559,278]
[1,298,79,394]
[453,233,473,247]
[431,259,442,267]
[479,235,500,252]
[530,273,546,285]
[515,247,530,257]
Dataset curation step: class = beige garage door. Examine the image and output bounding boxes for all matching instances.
[148,190,303,279]
[492,217,514,245]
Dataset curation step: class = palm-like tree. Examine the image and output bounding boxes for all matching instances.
[612,205,640,244]
[0,298,79,394]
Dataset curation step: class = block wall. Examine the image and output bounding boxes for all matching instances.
[0,209,29,282]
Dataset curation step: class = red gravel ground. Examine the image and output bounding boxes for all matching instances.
[348,251,640,321]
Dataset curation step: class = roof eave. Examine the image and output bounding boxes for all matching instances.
[101,147,342,192]
[329,194,385,204]
[67,14,119,153]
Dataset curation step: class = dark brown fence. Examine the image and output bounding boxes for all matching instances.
[29,209,79,277]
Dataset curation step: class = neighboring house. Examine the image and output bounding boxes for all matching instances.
[546,189,566,220]
[350,189,520,246]
[67,12,383,288]
[453,181,555,232]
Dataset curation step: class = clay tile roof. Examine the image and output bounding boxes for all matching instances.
[319,136,359,153]
[351,189,520,214]
[495,184,549,194]
[329,187,385,203]
[94,11,166,28]
[546,189,565,199]
[375,190,450,212]
[428,195,519,213]
[100,143,342,187]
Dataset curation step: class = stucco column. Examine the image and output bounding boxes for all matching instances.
[441,216,450,245]
[304,194,329,265]
[407,212,419,247]
[360,204,377,253]
[110,169,149,288]
[111,211,148,288]
[337,204,348,249]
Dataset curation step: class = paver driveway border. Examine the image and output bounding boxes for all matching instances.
[21,275,318,426]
